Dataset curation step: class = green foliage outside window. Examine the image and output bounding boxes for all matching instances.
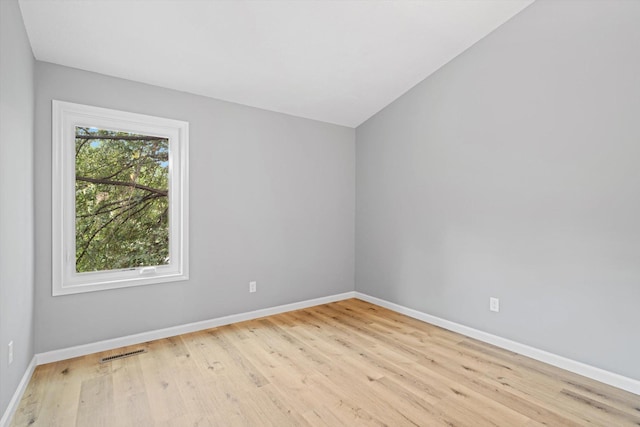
[75,127,170,273]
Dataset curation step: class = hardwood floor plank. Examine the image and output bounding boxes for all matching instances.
[111,355,154,427]
[10,299,640,427]
[137,339,189,424]
[10,363,61,426]
[301,405,350,427]
[75,374,114,427]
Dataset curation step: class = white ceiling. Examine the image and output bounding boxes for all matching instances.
[19,0,533,127]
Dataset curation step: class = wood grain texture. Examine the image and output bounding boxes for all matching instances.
[10,299,640,426]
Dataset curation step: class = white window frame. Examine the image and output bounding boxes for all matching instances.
[52,100,189,296]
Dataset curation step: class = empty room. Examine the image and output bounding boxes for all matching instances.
[1,0,639,425]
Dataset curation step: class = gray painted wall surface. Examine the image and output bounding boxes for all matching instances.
[0,0,35,416]
[34,62,355,353]
[356,0,640,380]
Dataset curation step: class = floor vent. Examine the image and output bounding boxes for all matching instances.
[100,349,146,363]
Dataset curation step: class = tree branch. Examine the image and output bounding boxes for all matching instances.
[75,135,168,141]
[76,138,91,156]
[76,193,164,218]
[77,199,155,264]
[76,176,167,196]
[98,162,136,180]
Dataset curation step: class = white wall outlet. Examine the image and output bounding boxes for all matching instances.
[8,341,14,365]
[489,297,500,312]
[249,281,257,293]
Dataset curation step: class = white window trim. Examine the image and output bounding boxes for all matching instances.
[52,100,189,296]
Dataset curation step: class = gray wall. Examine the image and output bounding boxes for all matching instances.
[34,62,355,353]
[356,0,640,380]
[0,0,35,416]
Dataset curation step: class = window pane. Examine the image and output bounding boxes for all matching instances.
[75,126,170,273]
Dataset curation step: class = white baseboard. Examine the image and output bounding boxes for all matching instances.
[0,356,37,427]
[36,291,356,365]
[354,292,640,396]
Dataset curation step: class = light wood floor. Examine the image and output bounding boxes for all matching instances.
[11,299,640,426]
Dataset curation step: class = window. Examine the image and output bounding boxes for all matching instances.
[52,101,189,295]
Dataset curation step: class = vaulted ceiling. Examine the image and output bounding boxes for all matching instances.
[19,0,533,127]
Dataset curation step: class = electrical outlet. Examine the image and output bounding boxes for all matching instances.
[489,297,500,312]
[249,281,257,293]
[8,341,14,365]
